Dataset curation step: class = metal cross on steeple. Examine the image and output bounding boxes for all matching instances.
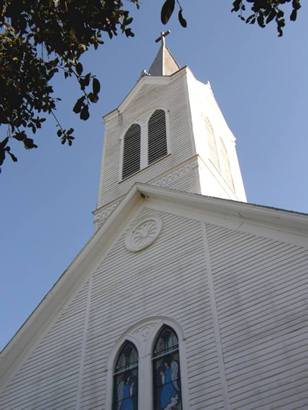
[155,30,171,46]
[149,29,179,76]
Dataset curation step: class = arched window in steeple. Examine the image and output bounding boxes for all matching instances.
[122,124,141,179]
[152,326,182,409]
[113,341,138,410]
[148,110,167,164]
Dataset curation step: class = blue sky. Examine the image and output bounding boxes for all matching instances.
[1,2,308,350]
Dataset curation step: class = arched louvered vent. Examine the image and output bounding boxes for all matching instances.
[122,124,141,179]
[148,109,167,164]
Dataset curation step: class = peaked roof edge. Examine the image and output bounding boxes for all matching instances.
[103,66,189,121]
[148,43,180,76]
[1,184,308,386]
[0,185,143,386]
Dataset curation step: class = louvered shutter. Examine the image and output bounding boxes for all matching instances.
[148,110,167,164]
[122,124,141,179]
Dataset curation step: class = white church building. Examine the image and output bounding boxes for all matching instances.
[0,38,307,410]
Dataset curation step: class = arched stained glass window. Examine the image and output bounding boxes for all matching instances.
[122,124,141,179]
[152,326,182,410]
[148,110,167,164]
[113,341,138,410]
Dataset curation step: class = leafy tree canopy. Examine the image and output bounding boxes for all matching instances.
[0,0,301,171]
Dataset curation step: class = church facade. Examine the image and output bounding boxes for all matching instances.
[0,40,307,410]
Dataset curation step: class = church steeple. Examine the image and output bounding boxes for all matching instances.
[148,30,180,76]
[95,41,246,228]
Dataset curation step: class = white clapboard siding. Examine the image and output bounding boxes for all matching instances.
[1,202,308,409]
[0,280,90,409]
[206,223,308,410]
[99,73,196,207]
[77,209,224,409]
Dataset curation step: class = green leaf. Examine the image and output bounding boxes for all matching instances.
[88,92,99,103]
[178,9,187,28]
[266,10,276,24]
[80,105,89,120]
[0,149,5,166]
[14,131,26,141]
[231,0,242,13]
[76,63,83,76]
[80,73,91,89]
[161,0,175,24]
[7,151,18,162]
[125,28,134,37]
[92,78,100,95]
[0,137,9,149]
[290,9,297,21]
[257,13,265,28]
[23,138,38,149]
[292,0,301,11]
[125,17,133,25]
[73,96,85,113]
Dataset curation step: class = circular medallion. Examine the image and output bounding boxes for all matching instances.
[125,216,162,252]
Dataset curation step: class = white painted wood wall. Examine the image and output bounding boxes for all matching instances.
[1,61,306,409]
[98,70,196,208]
[97,67,246,215]
[1,203,307,409]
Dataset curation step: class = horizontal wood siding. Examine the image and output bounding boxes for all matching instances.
[206,223,308,409]
[0,281,90,409]
[99,76,195,206]
[78,209,224,409]
[2,207,308,409]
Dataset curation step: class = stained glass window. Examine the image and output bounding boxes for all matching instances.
[113,341,138,410]
[152,326,182,410]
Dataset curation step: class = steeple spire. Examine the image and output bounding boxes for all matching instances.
[148,30,180,76]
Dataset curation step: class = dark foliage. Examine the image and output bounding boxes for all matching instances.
[231,0,301,36]
[0,0,302,171]
[0,0,139,170]
[160,0,301,36]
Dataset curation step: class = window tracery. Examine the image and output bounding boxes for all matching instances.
[110,323,184,410]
